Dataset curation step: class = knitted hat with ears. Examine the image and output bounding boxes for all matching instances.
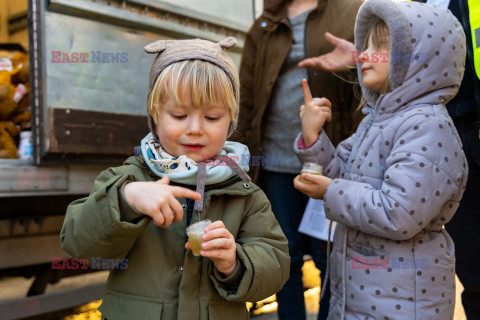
[144,37,240,139]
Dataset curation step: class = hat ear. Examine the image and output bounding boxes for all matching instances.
[217,37,236,50]
[144,40,167,54]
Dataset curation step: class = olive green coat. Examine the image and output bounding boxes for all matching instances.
[60,156,290,320]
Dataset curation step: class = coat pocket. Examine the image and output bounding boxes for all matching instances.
[343,241,416,318]
[208,300,249,320]
[99,290,163,320]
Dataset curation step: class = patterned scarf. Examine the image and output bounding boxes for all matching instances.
[141,133,251,211]
[140,133,251,186]
[143,134,198,174]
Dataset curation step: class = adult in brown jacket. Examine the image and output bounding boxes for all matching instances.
[232,0,363,319]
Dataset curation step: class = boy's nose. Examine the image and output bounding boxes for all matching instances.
[186,116,203,134]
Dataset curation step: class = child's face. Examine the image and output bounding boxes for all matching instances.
[360,35,390,93]
[154,91,231,163]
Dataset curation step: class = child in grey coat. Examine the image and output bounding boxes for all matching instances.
[294,0,468,319]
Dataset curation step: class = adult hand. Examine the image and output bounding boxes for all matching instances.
[300,79,332,146]
[124,175,201,228]
[298,32,356,72]
[185,220,238,276]
[293,172,332,199]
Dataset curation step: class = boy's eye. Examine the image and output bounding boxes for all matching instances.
[171,114,186,119]
[205,116,221,121]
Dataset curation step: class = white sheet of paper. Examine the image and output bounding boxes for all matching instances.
[298,198,336,241]
[426,0,450,8]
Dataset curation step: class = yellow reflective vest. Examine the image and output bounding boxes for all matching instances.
[469,0,480,79]
[407,0,479,79]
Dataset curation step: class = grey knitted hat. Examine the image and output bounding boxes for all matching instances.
[144,37,240,138]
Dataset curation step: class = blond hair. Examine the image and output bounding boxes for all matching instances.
[148,59,237,125]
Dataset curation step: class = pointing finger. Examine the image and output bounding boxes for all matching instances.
[171,186,202,201]
[302,79,313,105]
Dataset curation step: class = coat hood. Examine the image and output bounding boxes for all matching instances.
[355,0,466,112]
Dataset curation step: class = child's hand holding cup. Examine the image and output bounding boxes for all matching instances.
[299,162,323,183]
[294,162,332,200]
[185,219,238,276]
[186,219,212,256]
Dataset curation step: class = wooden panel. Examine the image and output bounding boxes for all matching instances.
[0,234,69,269]
[0,162,68,193]
[49,107,149,155]
[0,215,65,238]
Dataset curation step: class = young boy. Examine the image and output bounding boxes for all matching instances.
[60,37,290,320]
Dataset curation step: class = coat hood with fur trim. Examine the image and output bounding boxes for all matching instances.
[355,0,466,113]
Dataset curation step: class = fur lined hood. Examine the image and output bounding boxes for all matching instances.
[355,0,466,112]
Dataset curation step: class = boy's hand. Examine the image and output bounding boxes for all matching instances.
[185,220,238,277]
[293,172,332,200]
[300,79,332,146]
[124,175,201,228]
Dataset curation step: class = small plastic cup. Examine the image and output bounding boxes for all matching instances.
[186,219,212,256]
[299,162,323,183]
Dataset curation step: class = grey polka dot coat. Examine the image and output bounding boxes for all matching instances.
[294,0,468,319]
